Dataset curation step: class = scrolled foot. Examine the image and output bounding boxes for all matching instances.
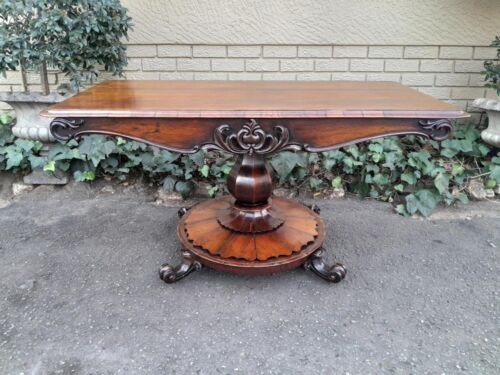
[177,207,191,218]
[159,250,202,284]
[304,248,346,283]
[304,203,321,215]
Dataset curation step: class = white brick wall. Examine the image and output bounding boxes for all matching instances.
[157,45,191,57]
[298,46,332,58]
[263,46,297,58]
[193,45,226,57]
[141,58,176,71]
[228,46,261,57]
[212,59,244,72]
[368,46,403,58]
[1,44,497,114]
[315,59,349,72]
[333,46,367,58]
[350,59,384,72]
[404,47,439,59]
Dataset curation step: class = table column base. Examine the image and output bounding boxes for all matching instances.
[159,196,346,284]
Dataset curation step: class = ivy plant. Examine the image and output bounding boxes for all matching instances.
[269,123,499,216]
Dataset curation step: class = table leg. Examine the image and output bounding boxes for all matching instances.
[159,250,202,283]
[177,207,191,218]
[303,248,347,283]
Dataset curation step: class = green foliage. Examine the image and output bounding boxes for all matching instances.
[0,114,498,216]
[482,36,500,95]
[44,134,234,198]
[0,113,44,171]
[0,0,132,91]
[269,122,498,216]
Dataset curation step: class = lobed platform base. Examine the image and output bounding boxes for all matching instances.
[159,197,346,284]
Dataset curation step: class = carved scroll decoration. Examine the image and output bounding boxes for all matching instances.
[418,119,453,141]
[207,119,302,155]
[50,118,85,141]
[303,248,347,283]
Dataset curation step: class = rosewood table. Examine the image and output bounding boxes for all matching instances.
[43,80,466,284]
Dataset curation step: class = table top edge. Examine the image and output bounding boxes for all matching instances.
[40,109,469,119]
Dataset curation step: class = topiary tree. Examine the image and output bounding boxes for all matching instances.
[483,36,500,95]
[0,0,133,95]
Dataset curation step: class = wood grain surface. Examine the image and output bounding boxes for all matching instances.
[182,196,320,261]
[41,80,466,119]
[53,117,449,154]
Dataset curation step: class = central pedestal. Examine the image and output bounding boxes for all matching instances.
[177,196,324,274]
[160,141,346,283]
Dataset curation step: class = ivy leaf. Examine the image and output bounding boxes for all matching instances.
[221,163,232,175]
[207,185,218,197]
[28,155,45,169]
[5,149,23,169]
[401,172,417,185]
[175,180,194,198]
[434,173,450,194]
[372,173,389,186]
[405,190,439,216]
[395,204,409,216]
[484,179,496,189]
[0,113,13,125]
[102,140,117,156]
[477,144,490,157]
[200,164,210,177]
[271,152,302,179]
[451,164,464,176]
[74,170,95,182]
[394,184,404,192]
[368,143,383,154]
[189,151,205,167]
[455,192,469,204]
[43,161,56,172]
[331,176,342,188]
[415,189,439,216]
[490,166,500,182]
[405,194,419,215]
[14,139,35,152]
[345,145,360,158]
[309,177,322,190]
[365,163,380,173]
[441,147,458,159]
[162,176,176,191]
[308,153,319,163]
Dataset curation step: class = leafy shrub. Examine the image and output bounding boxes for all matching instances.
[482,36,500,95]
[0,114,499,216]
[0,0,132,93]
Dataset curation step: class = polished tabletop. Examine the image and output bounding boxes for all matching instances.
[42,80,466,119]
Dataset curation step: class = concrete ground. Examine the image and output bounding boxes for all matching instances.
[0,178,499,374]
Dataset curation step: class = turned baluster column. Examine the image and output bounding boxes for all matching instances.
[227,153,272,206]
[217,152,285,233]
[209,119,303,234]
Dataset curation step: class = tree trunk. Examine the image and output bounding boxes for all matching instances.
[40,61,50,95]
[20,59,28,92]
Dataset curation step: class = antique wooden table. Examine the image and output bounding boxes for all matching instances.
[43,80,466,284]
